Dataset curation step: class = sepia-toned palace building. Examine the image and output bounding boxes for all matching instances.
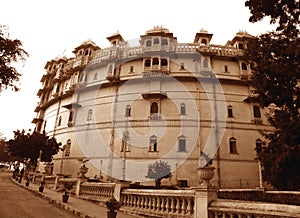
[32,27,272,188]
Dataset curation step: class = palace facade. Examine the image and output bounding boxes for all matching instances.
[32,27,272,188]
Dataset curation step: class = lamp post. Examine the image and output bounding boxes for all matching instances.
[59,145,65,175]
[121,130,129,181]
[36,150,42,172]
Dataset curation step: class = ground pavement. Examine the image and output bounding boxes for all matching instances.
[11,175,139,218]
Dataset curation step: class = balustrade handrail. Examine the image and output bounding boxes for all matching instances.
[121,188,195,197]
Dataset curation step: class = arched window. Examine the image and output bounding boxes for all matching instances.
[228,105,233,118]
[150,102,159,114]
[153,38,160,45]
[57,116,62,126]
[255,139,262,154]
[125,105,131,117]
[79,72,85,82]
[87,109,92,121]
[253,106,261,118]
[149,135,158,152]
[238,43,244,49]
[178,135,186,152]
[146,40,152,47]
[201,39,207,45]
[241,62,247,70]
[162,39,168,45]
[144,59,151,67]
[180,103,186,115]
[229,137,237,154]
[161,59,168,66]
[152,58,159,65]
[85,50,89,56]
[64,139,71,157]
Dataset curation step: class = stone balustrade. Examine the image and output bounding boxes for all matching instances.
[79,182,115,204]
[43,175,56,188]
[120,189,195,218]
[88,43,242,66]
[208,199,300,218]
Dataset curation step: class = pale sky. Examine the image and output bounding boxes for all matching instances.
[0,0,275,139]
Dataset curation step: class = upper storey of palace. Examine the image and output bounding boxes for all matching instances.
[36,27,255,109]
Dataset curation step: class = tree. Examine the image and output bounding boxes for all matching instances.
[244,0,300,190]
[145,160,172,188]
[245,0,299,35]
[0,30,28,92]
[0,137,10,162]
[7,130,61,167]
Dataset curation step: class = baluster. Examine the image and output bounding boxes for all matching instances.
[170,197,175,214]
[156,196,161,212]
[140,196,144,210]
[126,194,130,207]
[175,197,181,215]
[181,198,187,215]
[144,196,148,210]
[132,195,136,208]
[129,194,133,207]
[152,196,156,211]
[148,196,152,211]
[136,196,141,209]
[160,197,166,213]
[165,197,170,213]
[186,198,193,215]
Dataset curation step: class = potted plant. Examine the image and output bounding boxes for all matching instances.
[197,151,215,186]
[106,197,122,218]
[78,159,89,178]
[61,180,74,203]
[39,181,45,192]
[25,175,30,187]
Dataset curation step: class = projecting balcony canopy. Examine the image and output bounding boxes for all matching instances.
[63,103,82,109]
[32,118,43,124]
[142,92,167,99]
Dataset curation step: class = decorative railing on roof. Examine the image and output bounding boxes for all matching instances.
[88,43,241,66]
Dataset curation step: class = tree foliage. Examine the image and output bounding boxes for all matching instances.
[145,160,172,188]
[7,130,61,167]
[0,138,10,162]
[245,0,300,190]
[245,0,299,35]
[0,31,28,92]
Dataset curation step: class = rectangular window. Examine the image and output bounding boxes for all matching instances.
[178,138,186,152]
[228,106,233,118]
[229,139,237,154]
[149,138,158,152]
[224,65,228,73]
[93,73,98,80]
[180,63,185,70]
[68,111,73,122]
[129,66,134,73]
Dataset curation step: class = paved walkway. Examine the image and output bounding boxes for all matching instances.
[11,176,138,218]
